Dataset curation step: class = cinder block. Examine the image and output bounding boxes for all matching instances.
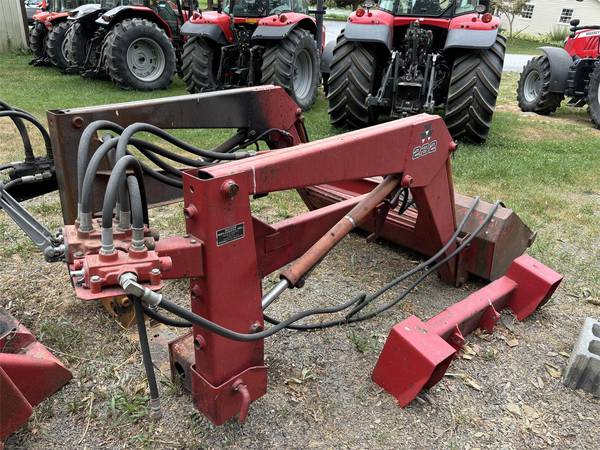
[563,317,600,397]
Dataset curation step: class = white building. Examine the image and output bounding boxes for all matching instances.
[499,0,600,37]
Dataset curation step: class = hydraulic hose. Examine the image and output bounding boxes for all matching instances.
[133,297,161,420]
[77,120,124,198]
[0,101,34,161]
[264,200,501,330]
[153,293,366,342]
[141,304,192,328]
[0,110,52,159]
[101,156,148,252]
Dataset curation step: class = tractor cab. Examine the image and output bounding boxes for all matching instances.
[222,0,310,17]
[377,0,486,17]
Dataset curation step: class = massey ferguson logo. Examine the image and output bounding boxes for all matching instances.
[412,124,437,160]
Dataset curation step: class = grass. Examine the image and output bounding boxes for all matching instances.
[0,52,598,289]
[505,37,558,55]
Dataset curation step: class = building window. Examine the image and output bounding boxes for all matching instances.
[521,4,535,20]
[559,8,574,24]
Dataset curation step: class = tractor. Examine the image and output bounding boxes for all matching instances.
[517,19,600,129]
[29,0,99,69]
[63,0,194,90]
[180,0,326,110]
[323,0,505,144]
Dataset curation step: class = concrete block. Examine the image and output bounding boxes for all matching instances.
[563,317,600,397]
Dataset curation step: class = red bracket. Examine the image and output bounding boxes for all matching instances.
[0,310,72,443]
[371,254,563,407]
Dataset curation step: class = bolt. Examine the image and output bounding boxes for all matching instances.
[184,205,198,219]
[401,174,414,188]
[221,180,240,199]
[74,251,84,258]
[190,239,197,244]
[151,268,161,276]
[90,275,101,283]
[250,322,263,333]
[72,116,84,128]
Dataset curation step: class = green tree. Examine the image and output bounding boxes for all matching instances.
[492,0,528,38]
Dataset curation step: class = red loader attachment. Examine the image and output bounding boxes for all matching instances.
[0,87,562,429]
[372,255,563,407]
[0,308,72,444]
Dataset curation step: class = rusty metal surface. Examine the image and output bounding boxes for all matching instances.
[46,86,308,224]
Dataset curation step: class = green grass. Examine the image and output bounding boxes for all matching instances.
[0,51,598,288]
[505,37,557,55]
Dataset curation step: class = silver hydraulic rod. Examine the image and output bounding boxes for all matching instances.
[261,279,290,310]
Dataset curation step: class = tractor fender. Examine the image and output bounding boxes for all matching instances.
[67,4,102,22]
[252,16,316,41]
[444,28,499,50]
[343,22,392,50]
[538,46,574,93]
[95,6,173,37]
[180,22,229,45]
[320,39,335,74]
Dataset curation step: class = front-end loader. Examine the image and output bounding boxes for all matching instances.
[324,0,505,143]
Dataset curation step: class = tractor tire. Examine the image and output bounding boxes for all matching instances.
[586,62,600,129]
[105,18,176,91]
[30,21,47,60]
[445,35,507,144]
[181,36,220,94]
[64,21,91,70]
[517,55,564,115]
[46,21,70,70]
[261,28,319,111]
[327,31,377,129]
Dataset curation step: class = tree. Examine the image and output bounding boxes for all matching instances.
[492,0,528,38]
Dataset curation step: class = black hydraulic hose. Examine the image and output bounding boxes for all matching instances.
[265,201,501,330]
[141,304,192,328]
[132,297,161,419]
[101,155,148,230]
[130,138,209,168]
[126,175,144,230]
[116,123,254,162]
[155,293,365,342]
[77,120,124,198]
[80,137,119,215]
[0,110,52,159]
[0,101,34,161]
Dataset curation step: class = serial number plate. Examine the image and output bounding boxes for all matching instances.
[216,223,245,246]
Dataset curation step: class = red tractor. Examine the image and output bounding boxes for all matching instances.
[180,0,326,110]
[63,0,193,90]
[322,0,505,143]
[29,0,98,69]
[517,19,600,128]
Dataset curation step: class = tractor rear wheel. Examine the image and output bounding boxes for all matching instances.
[181,36,220,93]
[587,62,600,129]
[105,18,176,91]
[445,35,506,144]
[327,31,377,129]
[46,21,70,70]
[30,21,47,60]
[64,21,92,70]
[261,28,319,111]
[517,55,564,115]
